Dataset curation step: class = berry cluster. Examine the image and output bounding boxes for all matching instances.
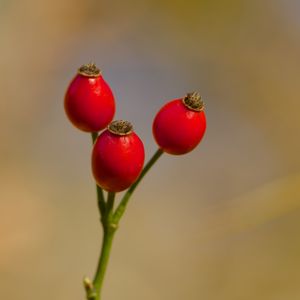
[64,63,207,300]
[65,63,206,192]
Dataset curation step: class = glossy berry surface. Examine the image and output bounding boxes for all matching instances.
[64,63,115,132]
[92,121,145,192]
[153,92,206,155]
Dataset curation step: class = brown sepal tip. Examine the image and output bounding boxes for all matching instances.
[78,63,101,77]
[182,92,204,112]
[108,120,133,136]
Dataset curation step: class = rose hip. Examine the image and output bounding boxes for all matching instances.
[152,92,206,155]
[92,120,145,192]
[64,63,115,132]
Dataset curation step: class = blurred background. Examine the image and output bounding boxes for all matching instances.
[1,0,300,299]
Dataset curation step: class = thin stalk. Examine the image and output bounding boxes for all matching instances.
[91,132,98,144]
[105,192,115,220]
[92,192,116,300]
[91,133,106,216]
[91,229,115,300]
[113,148,163,223]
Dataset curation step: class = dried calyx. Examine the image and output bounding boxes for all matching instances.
[108,120,133,136]
[182,92,204,112]
[78,63,101,77]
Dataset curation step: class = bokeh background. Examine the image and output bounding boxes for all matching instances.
[1,0,300,299]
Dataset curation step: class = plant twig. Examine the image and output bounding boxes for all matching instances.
[91,133,106,216]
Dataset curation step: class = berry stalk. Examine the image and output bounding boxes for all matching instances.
[91,192,116,300]
[92,133,105,215]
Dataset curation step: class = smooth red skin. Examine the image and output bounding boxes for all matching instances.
[153,99,206,155]
[64,74,115,132]
[92,130,145,192]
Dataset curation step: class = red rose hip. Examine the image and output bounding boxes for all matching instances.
[92,120,145,192]
[152,92,206,155]
[64,63,115,132]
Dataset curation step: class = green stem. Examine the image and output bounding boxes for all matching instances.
[105,192,115,220]
[113,148,163,223]
[91,133,106,216]
[92,192,116,300]
[91,132,98,144]
[91,229,115,300]
[96,186,105,216]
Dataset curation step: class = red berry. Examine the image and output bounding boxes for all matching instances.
[152,92,206,155]
[64,63,115,132]
[92,120,145,192]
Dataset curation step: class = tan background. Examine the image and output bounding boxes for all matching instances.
[1,0,300,299]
